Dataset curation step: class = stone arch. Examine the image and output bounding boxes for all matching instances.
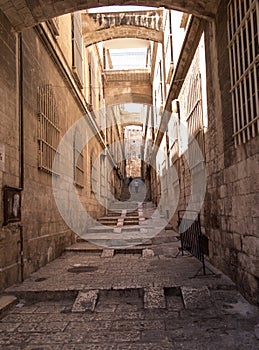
[1,1,221,31]
[107,93,152,105]
[84,26,163,47]
[122,121,143,128]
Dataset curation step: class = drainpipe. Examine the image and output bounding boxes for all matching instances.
[18,32,24,282]
[18,33,24,190]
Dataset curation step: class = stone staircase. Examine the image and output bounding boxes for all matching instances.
[97,207,142,228]
[79,200,158,247]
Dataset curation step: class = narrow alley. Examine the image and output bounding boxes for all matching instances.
[0,0,258,349]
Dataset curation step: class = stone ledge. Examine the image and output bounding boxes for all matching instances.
[0,295,17,316]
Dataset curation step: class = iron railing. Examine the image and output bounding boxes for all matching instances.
[178,210,208,275]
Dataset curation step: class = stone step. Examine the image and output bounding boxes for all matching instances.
[101,249,115,258]
[123,221,139,226]
[65,242,103,253]
[124,215,139,219]
[0,295,17,316]
[142,248,155,258]
[144,287,166,309]
[180,286,212,309]
[86,226,114,233]
[97,220,117,226]
[126,212,139,217]
[107,212,122,217]
[72,290,99,313]
[98,216,120,221]
[109,203,141,210]
[88,238,149,247]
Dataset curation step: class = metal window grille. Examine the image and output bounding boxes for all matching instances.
[185,72,205,169]
[72,12,83,88]
[186,72,203,137]
[100,156,106,198]
[73,130,84,188]
[228,0,259,147]
[37,84,60,174]
[90,152,97,194]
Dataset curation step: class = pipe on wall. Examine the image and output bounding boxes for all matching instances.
[18,32,24,282]
[18,32,24,190]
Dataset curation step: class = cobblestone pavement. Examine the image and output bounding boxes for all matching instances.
[0,229,258,349]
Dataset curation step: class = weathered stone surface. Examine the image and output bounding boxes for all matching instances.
[144,287,166,309]
[113,228,122,234]
[0,0,258,311]
[181,286,211,309]
[71,290,99,313]
[0,295,17,314]
[142,249,155,258]
[1,240,258,348]
[101,249,114,258]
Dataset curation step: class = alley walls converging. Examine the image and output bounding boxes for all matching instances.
[0,0,258,307]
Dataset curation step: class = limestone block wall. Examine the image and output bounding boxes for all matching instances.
[105,80,152,106]
[155,0,258,304]
[0,12,107,289]
[157,43,205,228]
[21,25,109,277]
[203,0,259,304]
[0,11,21,288]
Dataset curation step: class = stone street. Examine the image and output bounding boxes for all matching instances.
[0,227,258,349]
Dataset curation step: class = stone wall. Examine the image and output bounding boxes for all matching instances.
[157,0,258,304]
[0,13,109,289]
[203,0,259,304]
[159,43,204,229]
[105,79,152,106]
[0,10,21,288]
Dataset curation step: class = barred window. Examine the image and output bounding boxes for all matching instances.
[72,12,83,88]
[73,129,84,188]
[90,151,97,194]
[186,72,205,169]
[37,84,60,174]
[100,155,106,198]
[228,0,259,146]
[186,72,203,138]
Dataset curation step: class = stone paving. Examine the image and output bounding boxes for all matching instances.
[0,225,258,349]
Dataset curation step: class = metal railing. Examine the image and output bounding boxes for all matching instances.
[178,210,208,275]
